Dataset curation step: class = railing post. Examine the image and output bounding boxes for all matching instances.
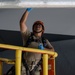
[15,50,22,75]
[43,54,48,75]
[0,61,3,75]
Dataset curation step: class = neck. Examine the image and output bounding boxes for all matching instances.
[33,32,42,37]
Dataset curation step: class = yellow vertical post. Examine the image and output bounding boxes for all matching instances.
[43,54,48,75]
[0,61,2,75]
[15,50,22,75]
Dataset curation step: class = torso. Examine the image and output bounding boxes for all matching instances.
[22,31,42,68]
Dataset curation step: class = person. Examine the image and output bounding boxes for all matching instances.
[20,8,54,75]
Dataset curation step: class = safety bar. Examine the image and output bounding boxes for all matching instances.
[0,44,58,75]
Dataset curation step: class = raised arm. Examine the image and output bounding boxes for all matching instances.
[20,8,32,32]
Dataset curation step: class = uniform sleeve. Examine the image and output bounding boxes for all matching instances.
[21,30,31,46]
[46,39,54,50]
[46,40,55,58]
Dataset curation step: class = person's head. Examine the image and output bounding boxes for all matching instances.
[32,21,45,35]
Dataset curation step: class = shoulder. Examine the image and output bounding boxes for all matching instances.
[21,30,31,37]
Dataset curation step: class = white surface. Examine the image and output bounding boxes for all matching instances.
[0,0,75,8]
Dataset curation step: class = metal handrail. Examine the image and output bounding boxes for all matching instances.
[0,44,58,75]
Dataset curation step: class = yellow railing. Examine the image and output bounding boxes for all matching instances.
[0,44,58,75]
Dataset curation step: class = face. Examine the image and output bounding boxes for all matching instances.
[33,24,43,33]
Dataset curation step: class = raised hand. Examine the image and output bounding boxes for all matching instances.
[26,8,32,12]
